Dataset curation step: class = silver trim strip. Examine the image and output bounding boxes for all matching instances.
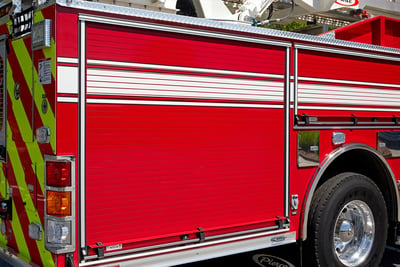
[79,230,295,266]
[78,19,87,256]
[85,225,280,261]
[58,99,400,112]
[86,98,283,109]
[284,47,290,217]
[300,77,400,89]
[301,143,400,240]
[297,105,400,112]
[57,57,78,64]
[57,97,78,103]
[58,96,284,108]
[293,47,298,121]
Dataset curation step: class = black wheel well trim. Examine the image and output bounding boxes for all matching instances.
[300,143,400,241]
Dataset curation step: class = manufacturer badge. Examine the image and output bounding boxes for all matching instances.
[253,254,295,267]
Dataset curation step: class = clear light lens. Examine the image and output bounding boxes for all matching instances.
[47,220,71,244]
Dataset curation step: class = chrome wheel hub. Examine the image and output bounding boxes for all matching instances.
[333,200,375,266]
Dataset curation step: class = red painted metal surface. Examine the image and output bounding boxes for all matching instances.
[297,50,400,84]
[83,22,287,247]
[335,16,400,49]
[86,23,286,75]
[51,6,400,265]
[86,104,285,246]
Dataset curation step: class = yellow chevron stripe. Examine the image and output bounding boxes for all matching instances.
[33,11,56,153]
[0,166,8,249]
[12,201,30,264]
[7,126,32,264]
[7,57,54,266]
[0,9,56,266]
[11,40,48,193]
[12,39,56,153]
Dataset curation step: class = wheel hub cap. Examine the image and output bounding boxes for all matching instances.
[338,220,354,243]
[333,200,375,266]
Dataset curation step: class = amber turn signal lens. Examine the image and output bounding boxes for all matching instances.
[46,191,71,217]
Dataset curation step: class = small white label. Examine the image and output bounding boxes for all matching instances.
[379,142,386,148]
[335,0,359,6]
[310,145,319,152]
[106,244,122,252]
[39,60,52,85]
[309,117,318,122]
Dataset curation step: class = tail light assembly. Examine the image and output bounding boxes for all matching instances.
[45,155,75,254]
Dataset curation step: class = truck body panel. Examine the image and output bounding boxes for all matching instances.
[0,1,398,266]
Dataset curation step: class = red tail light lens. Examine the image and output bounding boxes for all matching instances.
[46,161,71,187]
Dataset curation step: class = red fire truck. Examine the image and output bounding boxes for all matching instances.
[0,0,399,266]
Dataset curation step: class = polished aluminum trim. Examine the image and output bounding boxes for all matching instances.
[56,1,400,56]
[86,98,284,109]
[57,96,78,103]
[78,18,87,256]
[79,230,295,266]
[284,46,291,217]
[85,225,280,261]
[297,105,400,112]
[299,76,400,89]
[57,57,78,64]
[301,143,400,240]
[293,47,299,120]
[58,97,285,108]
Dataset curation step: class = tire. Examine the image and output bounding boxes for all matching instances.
[306,172,388,267]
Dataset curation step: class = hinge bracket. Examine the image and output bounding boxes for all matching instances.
[95,242,104,259]
[276,217,290,229]
[197,227,205,242]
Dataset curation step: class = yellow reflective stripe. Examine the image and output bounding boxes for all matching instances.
[10,42,49,191]
[12,202,30,264]
[0,166,7,248]
[12,39,56,153]
[33,10,56,152]
[7,127,31,264]
[7,59,54,267]
[0,163,8,199]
